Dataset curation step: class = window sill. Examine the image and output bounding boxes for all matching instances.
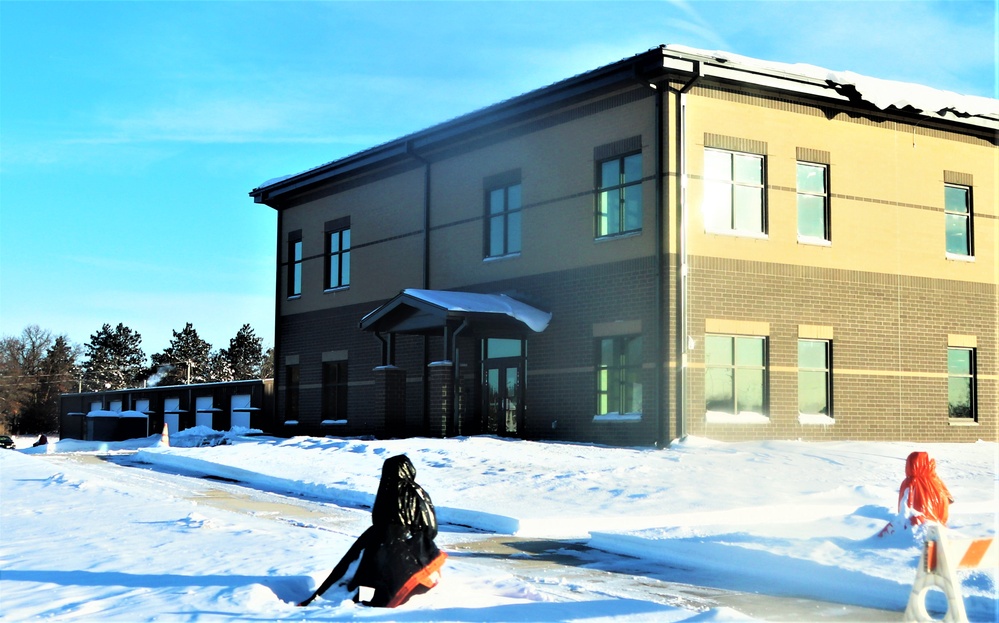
[483,252,521,263]
[948,418,978,426]
[283,420,299,426]
[798,413,834,425]
[324,286,350,294]
[704,228,768,241]
[797,236,831,247]
[592,413,642,423]
[595,230,642,243]
[287,295,301,300]
[321,419,347,426]
[945,253,975,263]
[705,411,769,424]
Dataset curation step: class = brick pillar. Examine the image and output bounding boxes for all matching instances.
[373,366,407,438]
[427,361,453,438]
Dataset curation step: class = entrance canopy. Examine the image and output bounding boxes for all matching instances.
[360,289,551,335]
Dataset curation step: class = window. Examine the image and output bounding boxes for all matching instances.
[485,182,522,258]
[704,149,765,235]
[797,162,829,241]
[596,336,642,415]
[945,184,972,256]
[798,339,831,418]
[325,225,350,290]
[287,230,302,298]
[322,361,348,422]
[285,364,300,421]
[597,153,643,237]
[705,335,767,416]
[947,348,976,419]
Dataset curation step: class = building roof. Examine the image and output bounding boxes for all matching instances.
[251,45,998,207]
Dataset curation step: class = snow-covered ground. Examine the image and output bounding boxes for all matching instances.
[1,429,996,622]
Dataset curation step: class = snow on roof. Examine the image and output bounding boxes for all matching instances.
[666,44,999,119]
[403,288,552,333]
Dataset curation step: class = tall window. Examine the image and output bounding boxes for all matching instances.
[285,364,300,422]
[705,335,767,416]
[797,163,829,241]
[596,336,643,415]
[945,184,973,256]
[486,182,522,258]
[703,149,766,235]
[325,227,351,290]
[798,339,831,417]
[597,153,643,237]
[287,230,303,298]
[948,348,976,419]
[322,361,348,421]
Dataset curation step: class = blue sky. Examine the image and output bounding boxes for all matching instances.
[1,1,995,355]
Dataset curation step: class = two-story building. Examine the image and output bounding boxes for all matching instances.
[250,45,997,446]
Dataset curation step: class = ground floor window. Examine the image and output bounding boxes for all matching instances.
[705,334,767,417]
[322,361,348,422]
[798,339,831,419]
[948,347,976,420]
[596,335,642,415]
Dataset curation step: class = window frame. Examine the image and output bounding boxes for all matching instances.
[704,334,769,419]
[796,161,830,243]
[324,222,351,291]
[798,339,832,420]
[287,230,303,299]
[484,175,522,259]
[595,335,643,416]
[947,347,977,421]
[596,151,643,239]
[703,148,767,237]
[944,183,974,258]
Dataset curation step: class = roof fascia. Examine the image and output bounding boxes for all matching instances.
[251,50,666,208]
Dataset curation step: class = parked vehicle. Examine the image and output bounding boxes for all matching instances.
[0,435,15,450]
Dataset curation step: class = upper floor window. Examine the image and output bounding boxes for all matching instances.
[596,335,642,416]
[597,153,643,237]
[948,347,976,420]
[945,184,973,257]
[287,230,302,298]
[705,334,767,417]
[325,218,351,290]
[485,174,522,258]
[703,148,766,235]
[798,339,832,419]
[797,162,829,242]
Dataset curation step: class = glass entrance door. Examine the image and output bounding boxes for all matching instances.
[483,338,524,436]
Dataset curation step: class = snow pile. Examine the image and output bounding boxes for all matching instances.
[2,433,996,621]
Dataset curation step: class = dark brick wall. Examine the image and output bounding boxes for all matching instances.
[685,256,997,442]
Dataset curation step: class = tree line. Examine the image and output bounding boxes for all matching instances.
[0,322,274,435]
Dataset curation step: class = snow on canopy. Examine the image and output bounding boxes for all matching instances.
[401,288,552,333]
[667,44,999,119]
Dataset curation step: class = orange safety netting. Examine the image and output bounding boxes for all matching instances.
[898,451,953,526]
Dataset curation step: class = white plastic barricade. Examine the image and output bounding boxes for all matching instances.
[904,523,997,623]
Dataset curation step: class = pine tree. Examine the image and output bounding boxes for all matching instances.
[20,336,80,433]
[82,323,146,391]
[223,324,263,380]
[150,323,212,385]
[205,350,234,383]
